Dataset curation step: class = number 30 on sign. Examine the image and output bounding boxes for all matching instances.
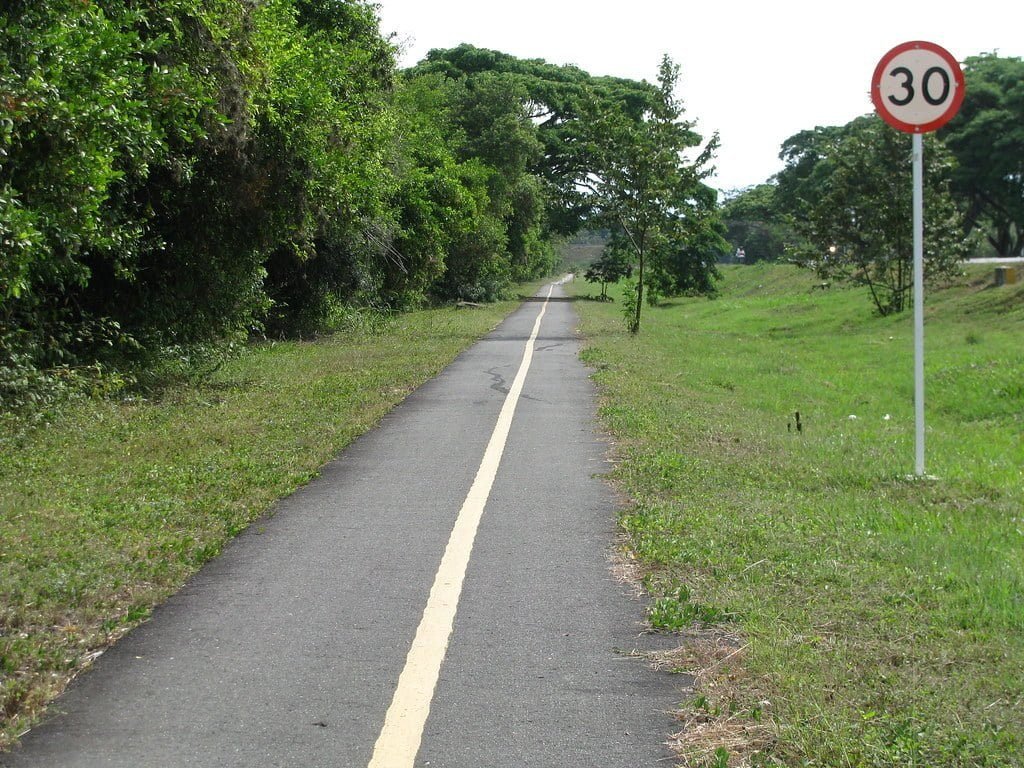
[871,41,965,134]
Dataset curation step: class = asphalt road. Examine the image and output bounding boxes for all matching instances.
[2,280,682,768]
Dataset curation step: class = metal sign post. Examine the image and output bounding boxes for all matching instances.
[912,132,925,476]
[871,41,965,477]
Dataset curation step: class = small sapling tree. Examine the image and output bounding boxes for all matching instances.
[583,249,633,300]
[579,55,719,333]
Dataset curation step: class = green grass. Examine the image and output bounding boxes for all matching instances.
[0,295,532,749]
[570,264,1023,767]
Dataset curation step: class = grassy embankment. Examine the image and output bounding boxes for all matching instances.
[570,264,1022,767]
[0,294,535,749]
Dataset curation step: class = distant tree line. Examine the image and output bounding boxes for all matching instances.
[719,53,1024,313]
[0,1,724,409]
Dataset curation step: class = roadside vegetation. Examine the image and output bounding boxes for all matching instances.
[1,0,722,746]
[571,264,1023,766]
[3,1,721,420]
[720,53,1024,271]
[4,1,1022,762]
[0,295,536,748]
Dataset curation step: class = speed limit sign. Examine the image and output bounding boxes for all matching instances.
[872,41,965,133]
[871,40,965,477]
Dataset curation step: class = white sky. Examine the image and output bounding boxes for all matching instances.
[374,0,1023,193]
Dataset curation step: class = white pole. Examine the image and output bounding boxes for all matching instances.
[912,132,925,477]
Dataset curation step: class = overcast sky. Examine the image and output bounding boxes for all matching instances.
[374,0,1023,192]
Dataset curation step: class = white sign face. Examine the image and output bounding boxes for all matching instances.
[872,41,965,134]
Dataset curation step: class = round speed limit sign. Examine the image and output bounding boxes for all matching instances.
[872,41,965,133]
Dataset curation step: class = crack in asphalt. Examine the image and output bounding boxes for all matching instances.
[485,366,509,395]
[484,366,546,403]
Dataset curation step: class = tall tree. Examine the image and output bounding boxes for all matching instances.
[786,116,969,315]
[773,124,847,217]
[942,53,1024,256]
[414,69,547,301]
[411,44,658,236]
[579,55,720,333]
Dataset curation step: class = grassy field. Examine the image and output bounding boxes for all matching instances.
[569,264,1023,767]
[0,295,534,749]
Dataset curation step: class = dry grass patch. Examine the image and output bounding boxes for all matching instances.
[651,632,778,767]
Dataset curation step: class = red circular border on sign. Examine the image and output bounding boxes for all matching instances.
[872,40,965,133]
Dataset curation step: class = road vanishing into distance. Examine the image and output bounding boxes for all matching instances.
[3,280,682,768]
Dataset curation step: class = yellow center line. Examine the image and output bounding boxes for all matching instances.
[366,285,555,768]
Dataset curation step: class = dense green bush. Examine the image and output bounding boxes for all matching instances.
[0,1,283,382]
[0,0,409,394]
[1,2,190,339]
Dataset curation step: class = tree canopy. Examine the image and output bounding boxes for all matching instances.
[2,20,735,410]
[726,52,1024,281]
[942,53,1024,257]
[578,56,723,332]
[8,4,1018,410]
[782,116,969,315]
[409,44,660,236]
